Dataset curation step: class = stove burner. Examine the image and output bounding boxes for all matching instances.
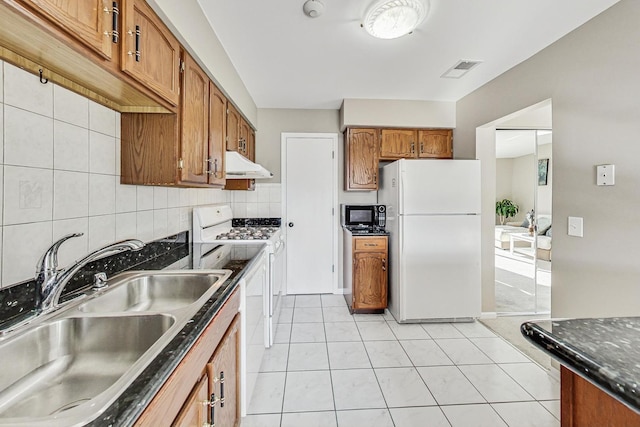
[215,226,279,241]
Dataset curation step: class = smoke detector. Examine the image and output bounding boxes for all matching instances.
[303,0,324,18]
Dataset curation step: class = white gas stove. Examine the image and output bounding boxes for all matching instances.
[192,205,284,348]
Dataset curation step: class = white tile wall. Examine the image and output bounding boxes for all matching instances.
[0,61,281,288]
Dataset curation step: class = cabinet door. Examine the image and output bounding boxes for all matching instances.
[122,0,180,106]
[226,104,240,152]
[353,251,387,310]
[418,129,453,158]
[173,373,209,427]
[179,52,209,185]
[346,128,379,191]
[208,83,227,186]
[18,0,115,60]
[238,118,250,158]
[380,129,417,159]
[207,316,239,427]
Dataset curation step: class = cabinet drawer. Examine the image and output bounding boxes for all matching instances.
[354,237,387,252]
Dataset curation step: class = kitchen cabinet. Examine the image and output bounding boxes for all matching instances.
[135,290,240,426]
[561,366,640,427]
[418,129,453,158]
[345,128,379,191]
[121,0,180,107]
[380,129,415,159]
[173,374,209,426]
[343,233,388,313]
[121,51,227,188]
[0,0,172,112]
[226,103,241,152]
[225,114,256,191]
[16,0,116,60]
[207,316,240,427]
[179,51,209,185]
[208,83,227,186]
[379,128,453,160]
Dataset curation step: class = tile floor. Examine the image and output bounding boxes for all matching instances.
[242,294,560,427]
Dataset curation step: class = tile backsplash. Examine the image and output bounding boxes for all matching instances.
[0,60,280,288]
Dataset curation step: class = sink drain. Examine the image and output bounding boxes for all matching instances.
[51,398,91,415]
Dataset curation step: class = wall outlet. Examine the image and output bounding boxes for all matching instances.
[597,164,615,186]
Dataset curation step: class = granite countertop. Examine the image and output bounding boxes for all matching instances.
[0,232,266,426]
[521,317,640,413]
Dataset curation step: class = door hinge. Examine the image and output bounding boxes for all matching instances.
[332,265,335,273]
[332,207,335,216]
[178,158,184,169]
[332,151,335,159]
[179,59,185,73]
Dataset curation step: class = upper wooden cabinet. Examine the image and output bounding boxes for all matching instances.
[16,0,115,60]
[121,52,227,188]
[380,129,416,159]
[121,0,180,106]
[379,128,453,160]
[418,129,453,158]
[345,128,379,191]
[225,103,240,152]
[208,83,227,186]
[179,52,209,185]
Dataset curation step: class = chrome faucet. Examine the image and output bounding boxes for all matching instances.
[35,233,145,313]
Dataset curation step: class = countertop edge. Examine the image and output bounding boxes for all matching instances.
[521,321,640,415]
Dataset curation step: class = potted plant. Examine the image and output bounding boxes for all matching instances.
[496,199,519,225]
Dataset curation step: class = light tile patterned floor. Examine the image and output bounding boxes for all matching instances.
[241,294,560,427]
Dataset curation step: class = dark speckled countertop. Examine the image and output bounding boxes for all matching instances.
[0,232,267,426]
[521,317,640,414]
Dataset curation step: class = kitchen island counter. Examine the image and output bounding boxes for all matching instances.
[521,317,640,425]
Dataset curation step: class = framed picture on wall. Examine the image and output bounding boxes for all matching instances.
[538,158,549,186]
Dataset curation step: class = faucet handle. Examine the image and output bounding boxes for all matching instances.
[37,233,83,274]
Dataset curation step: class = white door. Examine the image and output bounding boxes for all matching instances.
[282,133,337,294]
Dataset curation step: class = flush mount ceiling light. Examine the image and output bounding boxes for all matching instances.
[363,0,429,39]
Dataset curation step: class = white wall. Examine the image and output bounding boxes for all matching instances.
[0,61,281,289]
[340,99,456,134]
[458,0,640,318]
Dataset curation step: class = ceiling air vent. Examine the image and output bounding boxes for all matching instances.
[441,60,482,79]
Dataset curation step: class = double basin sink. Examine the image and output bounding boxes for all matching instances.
[0,269,232,426]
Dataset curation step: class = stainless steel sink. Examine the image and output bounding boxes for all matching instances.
[0,315,174,419]
[0,269,232,426]
[78,271,230,313]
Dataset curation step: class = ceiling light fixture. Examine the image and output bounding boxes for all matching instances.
[363,0,429,40]
[303,0,324,18]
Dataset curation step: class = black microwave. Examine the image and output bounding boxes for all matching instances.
[341,204,386,228]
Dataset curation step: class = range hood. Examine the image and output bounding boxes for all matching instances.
[225,150,273,179]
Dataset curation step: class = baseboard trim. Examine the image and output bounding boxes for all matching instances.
[480,311,498,319]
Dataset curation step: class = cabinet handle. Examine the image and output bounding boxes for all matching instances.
[127,25,141,62]
[411,142,415,154]
[373,172,377,185]
[203,393,218,424]
[104,2,120,43]
[220,371,225,407]
[382,259,386,271]
[214,158,219,178]
[420,142,424,154]
[205,158,219,177]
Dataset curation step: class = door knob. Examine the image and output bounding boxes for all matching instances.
[288,222,294,227]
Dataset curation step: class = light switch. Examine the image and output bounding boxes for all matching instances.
[597,164,615,186]
[568,216,583,237]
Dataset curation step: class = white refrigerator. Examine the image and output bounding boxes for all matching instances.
[378,159,481,323]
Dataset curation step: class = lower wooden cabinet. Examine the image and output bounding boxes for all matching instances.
[560,366,640,427]
[343,233,388,313]
[173,374,209,426]
[134,290,240,427]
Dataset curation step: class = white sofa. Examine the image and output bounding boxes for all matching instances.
[495,216,552,261]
